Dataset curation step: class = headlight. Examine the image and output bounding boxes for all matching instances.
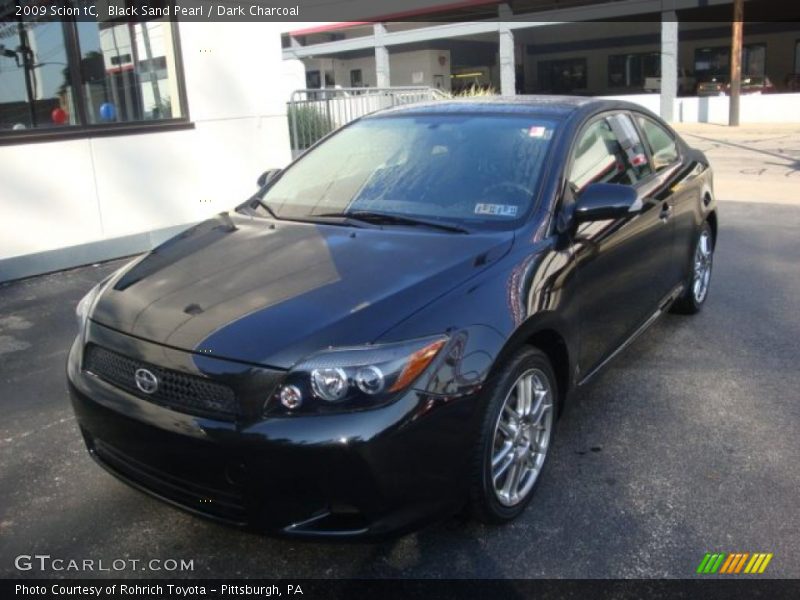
[75,263,134,331]
[75,282,103,331]
[268,336,448,414]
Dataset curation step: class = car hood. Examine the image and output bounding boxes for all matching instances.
[91,212,513,368]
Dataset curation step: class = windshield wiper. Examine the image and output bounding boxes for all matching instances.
[255,198,280,220]
[253,202,368,228]
[337,211,469,234]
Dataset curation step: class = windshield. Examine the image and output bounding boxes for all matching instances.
[259,114,559,230]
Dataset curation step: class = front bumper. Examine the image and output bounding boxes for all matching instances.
[67,329,481,539]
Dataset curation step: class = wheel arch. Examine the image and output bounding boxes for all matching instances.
[489,315,574,417]
[706,207,718,246]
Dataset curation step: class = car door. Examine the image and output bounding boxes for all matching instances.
[565,112,676,378]
[633,112,692,287]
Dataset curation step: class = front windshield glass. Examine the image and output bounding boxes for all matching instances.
[260,114,559,230]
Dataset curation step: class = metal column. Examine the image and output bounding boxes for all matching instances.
[374,23,391,88]
[660,10,678,122]
[498,4,516,95]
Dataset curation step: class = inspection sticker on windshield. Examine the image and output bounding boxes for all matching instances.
[528,125,548,138]
[475,203,518,217]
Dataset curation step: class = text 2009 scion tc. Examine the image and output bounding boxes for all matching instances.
[68,97,717,538]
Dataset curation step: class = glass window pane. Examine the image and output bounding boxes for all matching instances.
[76,19,182,124]
[262,115,558,229]
[538,58,587,93]
[795,40,800,75]
[0,21,77,131]
[569,115,650,193]
[637,116,679,171]
[743,43,765,78]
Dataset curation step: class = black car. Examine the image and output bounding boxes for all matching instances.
[68,97,717,538]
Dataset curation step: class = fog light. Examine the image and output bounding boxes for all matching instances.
[355,366,385,395]
[311,367,348,402]
[280,385,303,409]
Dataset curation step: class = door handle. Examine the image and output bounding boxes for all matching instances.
[659,203,673,222]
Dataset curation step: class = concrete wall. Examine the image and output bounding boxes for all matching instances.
[602,92,800,123]
[0,23,306,282]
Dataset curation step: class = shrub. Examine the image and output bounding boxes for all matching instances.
[287,104,333,150]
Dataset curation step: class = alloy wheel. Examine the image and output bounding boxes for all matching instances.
[490,369,554,507]
[693,230,713,303]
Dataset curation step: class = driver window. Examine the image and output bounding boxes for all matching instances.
[567,114,651,198]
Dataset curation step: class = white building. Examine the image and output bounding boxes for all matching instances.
[0,22,305,282]
[282,1,800,127]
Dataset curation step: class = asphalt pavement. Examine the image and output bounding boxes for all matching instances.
[2,133,800,578]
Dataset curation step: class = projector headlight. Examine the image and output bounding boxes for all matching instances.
[74,264,129,332]
[75,281,104,331]
[269,336,448,414]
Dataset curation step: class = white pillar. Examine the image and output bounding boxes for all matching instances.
[660,11,678,122]
[374,23,390,88]
[498,4,516,95]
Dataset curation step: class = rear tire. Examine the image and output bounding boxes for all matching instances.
[671,221,714,315]
[469,347,557,524]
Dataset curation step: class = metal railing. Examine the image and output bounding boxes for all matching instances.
[287,86,448,157]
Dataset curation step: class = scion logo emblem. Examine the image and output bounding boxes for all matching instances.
[134,368,159,394]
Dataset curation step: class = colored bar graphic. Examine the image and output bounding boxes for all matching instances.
[744,554,759,573]
[734,553,749,573]
[710,554,726,573]
[696,553,712,574]
[696,552,772,575]
[758,554,773,573]
[721,553,740,574]
[752,554,767,573]
[703,554,719,573]
[720,554,736,574]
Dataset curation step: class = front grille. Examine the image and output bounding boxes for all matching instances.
[83,344,239,420]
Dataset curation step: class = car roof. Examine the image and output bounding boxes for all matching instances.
[366,95,650,120]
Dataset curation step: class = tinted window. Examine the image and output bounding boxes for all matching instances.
[538,58,587,93]
[261,115,559,230]
[568,114,651,194]
[636,116,679,171]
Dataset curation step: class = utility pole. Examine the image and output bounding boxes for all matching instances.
[729,0,744,126]
[17,22,37,128]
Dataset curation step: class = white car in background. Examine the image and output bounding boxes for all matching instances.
[644,68,696,95]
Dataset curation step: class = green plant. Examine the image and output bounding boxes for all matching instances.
[287,104,333,150]
[448,84,498,98]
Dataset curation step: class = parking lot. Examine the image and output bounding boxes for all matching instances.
[1,125,799,579]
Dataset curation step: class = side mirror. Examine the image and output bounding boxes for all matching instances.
[574,183,640,222]
[257,168,281,188]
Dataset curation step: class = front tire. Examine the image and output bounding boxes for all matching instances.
[469,347,557,524]
[671,221,714,314]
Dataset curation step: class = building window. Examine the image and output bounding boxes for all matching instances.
[537,58,587,94]
[0,21,73,129]
[608,52,660,89]
[795,40,800,74]
[305,70,321,89]
[694,43,766,80]
[76,20,183,123]
[350,68,362,87]
[0,9,188,140]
